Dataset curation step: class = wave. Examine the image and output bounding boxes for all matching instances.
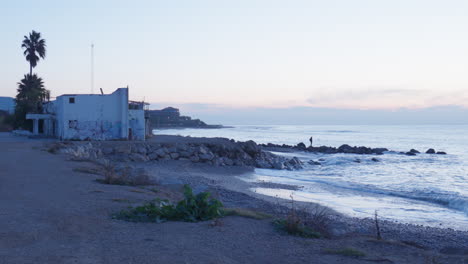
[324,130,356,133]
[307,179,468,215]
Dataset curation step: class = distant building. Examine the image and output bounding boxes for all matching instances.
[26,88,148,140]
[0,97,15,114]
[146,107,218,129]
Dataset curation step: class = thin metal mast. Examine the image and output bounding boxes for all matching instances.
[91,43,94,94]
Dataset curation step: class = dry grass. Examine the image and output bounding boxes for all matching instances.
[96,161,153,186]
[273,195,331,238]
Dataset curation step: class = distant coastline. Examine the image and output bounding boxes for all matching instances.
[147,106,227,130]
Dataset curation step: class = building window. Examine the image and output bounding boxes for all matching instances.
[68,120,77,129]
[69,97,75,104]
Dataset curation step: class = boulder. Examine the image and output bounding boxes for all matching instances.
[426,148,436,154]
[436,151,447,155]
[155,148,167,157]
[148,152,159,160]
[199,153,214,161]
[223,158,234,166]
[179,151,192,158]
[273,161,285,170]
[129,153,148,162]
[409,149,420,154]
[102,147,114,155]
[242,140,260,157]
[307,160,321,165]
[169,153,180,159]
[198,145,210,155]
[338,144,353,153]
[405,152,416,156]
[371,158,380,162]
[190,155,200,162]
[296,142,306,149]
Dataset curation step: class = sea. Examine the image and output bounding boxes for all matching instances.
[153,125,468,230]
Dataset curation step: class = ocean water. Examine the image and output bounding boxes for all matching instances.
[153,125,468,230]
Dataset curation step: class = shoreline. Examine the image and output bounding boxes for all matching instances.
[1,132,467,262]
[48,135,468,251]
[139,159,468,251]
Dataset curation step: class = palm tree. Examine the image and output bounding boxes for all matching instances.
[21,30,46,75]
[14,74,50,129]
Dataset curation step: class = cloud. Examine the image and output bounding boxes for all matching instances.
[306,87,468,110]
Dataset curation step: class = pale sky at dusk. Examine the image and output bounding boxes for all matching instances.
[1,0,468,115]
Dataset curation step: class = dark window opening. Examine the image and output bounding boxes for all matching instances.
[69,97,75,103]
[69,120,78,129]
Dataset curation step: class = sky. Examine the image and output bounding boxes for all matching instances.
[1,0,467,124]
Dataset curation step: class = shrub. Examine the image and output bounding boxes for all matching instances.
[272,196,324,238]
[115,185,223,222]
[96,161,152,186]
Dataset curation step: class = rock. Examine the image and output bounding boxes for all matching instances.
[338,144,354,153]
[199,153,214,161]
[198,145,210,155]
[135,145,147,154]
[371,158,380,162]
[179,151,192,158]
[129,153,148,162]
[176,144,188,152]
[102,147,114,155]
[242,140,260,157]
[373,148,388,155]
[256,159,273,169]
[273,161,285,170]
[436,151,447,155]
[353,159,361,163]
[169,152,180,159]
[190,155,200,162]
[155,148,167,157]
[223,158,234,166]
[167,146,177,153]
[426,148,436,154]
[114,145,131,154]
[405,152,416,156]
[296,142,306,149]
[307,160,321,165]
[409,149,420,154]
[148,152,159,160]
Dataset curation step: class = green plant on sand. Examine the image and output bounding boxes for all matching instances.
[115,185,223,223]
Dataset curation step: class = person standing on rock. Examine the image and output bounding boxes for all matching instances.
[309,136,313,147]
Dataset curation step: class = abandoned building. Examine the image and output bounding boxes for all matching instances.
[26,88,149,140]
[0,97,15,114]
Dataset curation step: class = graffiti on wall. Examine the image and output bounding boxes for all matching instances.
[66,120,123,140]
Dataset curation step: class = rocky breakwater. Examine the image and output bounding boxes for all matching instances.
[55,139,304,170]
[260,142,389,155]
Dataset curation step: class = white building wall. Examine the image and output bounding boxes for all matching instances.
[129,109,145,140]
[56,88,129,140]
[0,97,15,114]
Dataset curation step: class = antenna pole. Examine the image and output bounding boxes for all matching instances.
[91,43,94,94]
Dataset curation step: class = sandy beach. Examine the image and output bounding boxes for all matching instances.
[0,133,467,264]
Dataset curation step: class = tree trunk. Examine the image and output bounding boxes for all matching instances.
[29,63,32,76]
